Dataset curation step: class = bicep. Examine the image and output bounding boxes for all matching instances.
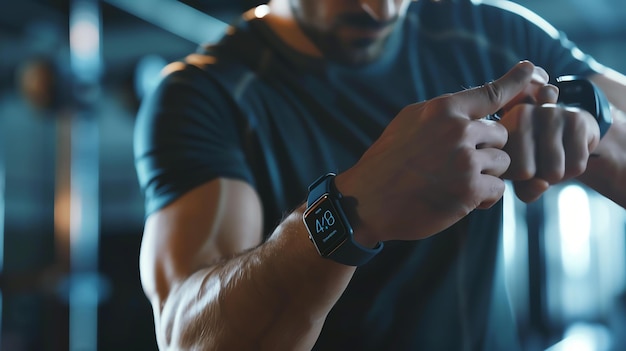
[139,178,263,308]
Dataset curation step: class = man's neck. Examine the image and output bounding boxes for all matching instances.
[263,0,322,58]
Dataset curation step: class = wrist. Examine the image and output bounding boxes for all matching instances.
[303,173,383,266]
[333,173,380,249]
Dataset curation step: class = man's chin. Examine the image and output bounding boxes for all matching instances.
[328,40,386,66]
[350,37,378,49]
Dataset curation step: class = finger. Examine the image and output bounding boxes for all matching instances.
[474,119,509,149]
[495,67,550,115]
[513,178,550,203]
[536,108,565,183]
[501,105,537,180]
[476,176,507,209]
[476,148,511,177]
[535,84,559,105]
[504,139,537,180]
[531,66,549,86]
[452,61,535,120]
[517,67,552,105]
[562,112,593,179]
[562,133,589,179]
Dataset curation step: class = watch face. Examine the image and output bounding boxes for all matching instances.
[304,195,348,256]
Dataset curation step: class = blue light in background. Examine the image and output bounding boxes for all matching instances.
[558,185,591,279]
[545,322,612,351]
[134,54,167,100]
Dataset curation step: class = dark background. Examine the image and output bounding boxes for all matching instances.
[0,0,625,350]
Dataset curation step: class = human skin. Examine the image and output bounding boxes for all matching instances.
[139,1,626,349]
[141,61,566,350]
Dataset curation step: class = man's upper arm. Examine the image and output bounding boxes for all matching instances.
[139,177,264,309]
[133,62,255,216]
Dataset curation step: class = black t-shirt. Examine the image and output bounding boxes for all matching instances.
[134,0,599,349]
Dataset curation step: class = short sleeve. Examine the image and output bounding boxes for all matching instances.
[133,63,254,216]
[481,0,603,78]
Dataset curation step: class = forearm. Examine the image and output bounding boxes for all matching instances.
[157,204,355,350]
[579,107,626,207]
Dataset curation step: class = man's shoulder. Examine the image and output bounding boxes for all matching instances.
[409,0,544,24]
[194,17,268,71]
[159,18,275,97]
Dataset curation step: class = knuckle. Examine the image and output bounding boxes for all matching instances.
[542,107,561,124]
[567,109,591,130]
[572,161,587,176]
[484,81,504,105]
[454,146,477,171]
[567,159,588,177]
[498,150,512,169]
[463,178,482,204]
[441,117,471,142]
[507,104,533,132]
[487,182,505,205]
[459,118,475,137]
[540,166,565,184]
[506,160,535,181]
[428,95,454,115]
[517,168,535,180]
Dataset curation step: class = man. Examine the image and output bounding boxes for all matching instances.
[133,0,626,349]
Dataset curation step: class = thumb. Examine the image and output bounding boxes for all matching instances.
[451,61,536,120]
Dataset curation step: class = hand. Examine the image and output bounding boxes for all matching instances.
[499,79,601,202]
[336,61,538,245]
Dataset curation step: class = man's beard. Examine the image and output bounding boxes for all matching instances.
[293,9,399,66]
[304,29,389,65]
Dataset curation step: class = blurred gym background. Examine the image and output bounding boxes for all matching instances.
[0,0,624,350]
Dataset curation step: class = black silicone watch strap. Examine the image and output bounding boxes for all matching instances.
[555,75,613,138]
[306,173,383,266]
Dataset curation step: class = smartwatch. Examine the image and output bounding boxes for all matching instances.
[302,173,383,266]
[555,75,613,138]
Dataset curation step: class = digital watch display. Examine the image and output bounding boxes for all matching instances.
[303,194,349,257]
[302,173,383,266]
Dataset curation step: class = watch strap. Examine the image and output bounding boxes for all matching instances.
[306,173,383,266]
[555,75,612,138]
